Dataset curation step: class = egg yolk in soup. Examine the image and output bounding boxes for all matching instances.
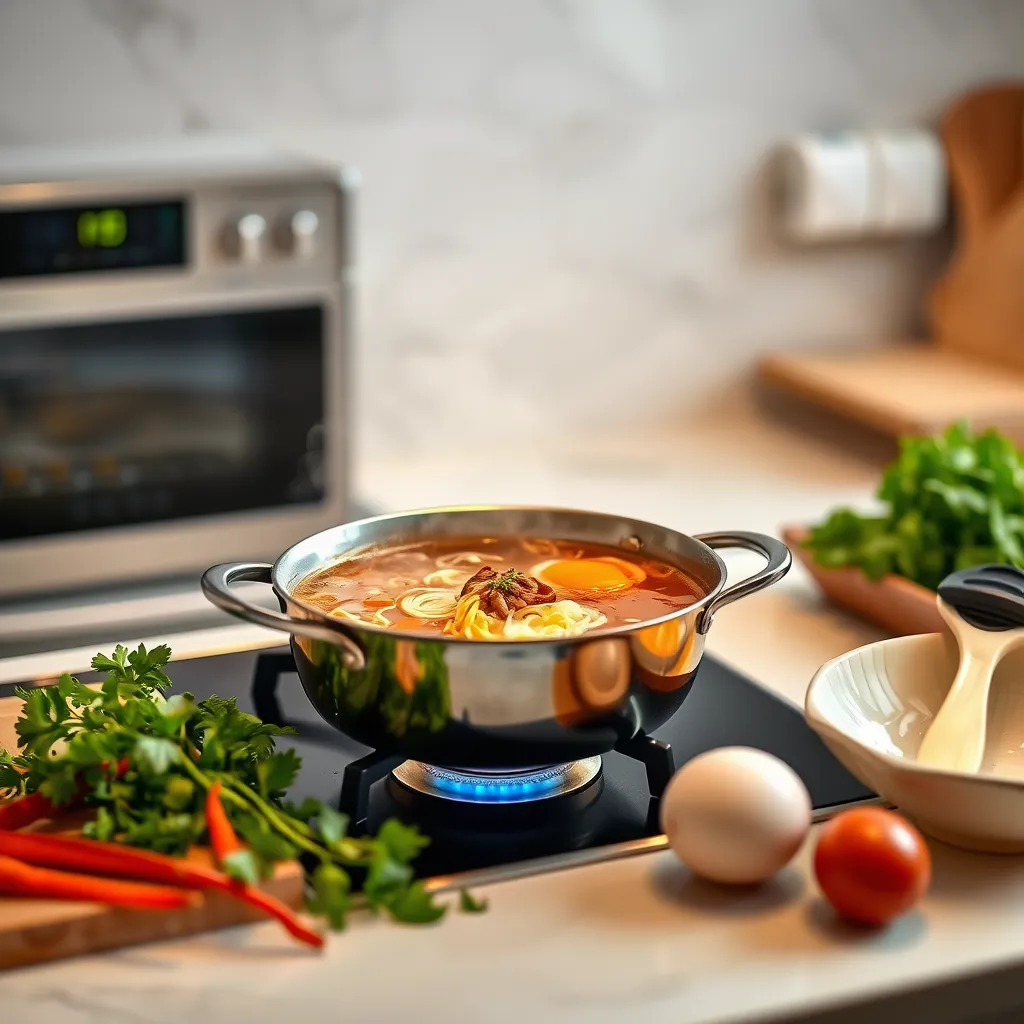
[532,557,645,594]
[293,536,699,641]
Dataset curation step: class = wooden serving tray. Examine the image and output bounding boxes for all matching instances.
[783,526,943,637]
[0,835,306,971]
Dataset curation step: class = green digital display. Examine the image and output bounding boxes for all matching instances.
[0,199,186,278]
[76,208,128,249]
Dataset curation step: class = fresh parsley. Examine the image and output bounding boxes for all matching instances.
[459,888,488,913]
[0,643,470,929]
[805,421,1024,590]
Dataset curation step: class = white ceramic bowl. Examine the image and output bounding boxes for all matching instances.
[806,632,1024,853]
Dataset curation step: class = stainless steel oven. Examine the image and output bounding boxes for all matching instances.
[0,138,355,602]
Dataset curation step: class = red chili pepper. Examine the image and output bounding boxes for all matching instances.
[205,781,242,862]
[220,878,325,947]
[0,792,62,832]
[0,758,131,832]
[101,758,131,778]
[0,831,323,948]
[0,853,199,910]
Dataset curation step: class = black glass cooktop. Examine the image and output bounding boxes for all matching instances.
[137,645,875,882]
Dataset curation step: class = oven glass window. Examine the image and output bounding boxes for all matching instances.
[0,306,326,541]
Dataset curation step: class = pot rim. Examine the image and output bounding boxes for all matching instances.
[272,503,729,646]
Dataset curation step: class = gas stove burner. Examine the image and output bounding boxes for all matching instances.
[246,648,874,880]
[391,757,603,805]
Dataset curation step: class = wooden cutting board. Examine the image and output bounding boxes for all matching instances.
[929,83,1024,371]
[929,189,1024,371]
[758,344,1024,443]
[0,835,306,971]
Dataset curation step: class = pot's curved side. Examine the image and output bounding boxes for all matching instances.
[288,598,705,768]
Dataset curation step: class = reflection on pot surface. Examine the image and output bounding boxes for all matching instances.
[297,633,451,741]
[632,618,704,692]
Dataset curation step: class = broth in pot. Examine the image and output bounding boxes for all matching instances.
[293,535,701,640]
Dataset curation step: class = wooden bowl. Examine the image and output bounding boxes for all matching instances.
[782,526,943,637]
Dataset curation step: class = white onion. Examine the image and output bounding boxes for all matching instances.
[435,551,503,570]
[330,606,394,627]
[522,538,560,558]
[386,575,421,591]
[398,587,459,620]
[423,567,471,588]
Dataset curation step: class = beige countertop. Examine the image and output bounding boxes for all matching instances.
[4,405,1024,1023]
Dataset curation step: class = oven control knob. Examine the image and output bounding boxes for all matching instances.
[227,213,268,263]
[284,209,320,258]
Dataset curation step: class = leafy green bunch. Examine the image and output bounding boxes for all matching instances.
[0,644,466,928]
[805,421,1024,590]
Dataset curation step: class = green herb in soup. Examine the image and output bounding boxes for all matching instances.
[293,536,700,640]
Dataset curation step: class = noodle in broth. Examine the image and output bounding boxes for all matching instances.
[293,536,702,641]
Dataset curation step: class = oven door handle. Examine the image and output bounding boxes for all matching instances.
[201,562,366,671]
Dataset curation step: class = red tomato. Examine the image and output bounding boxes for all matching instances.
[813,807,931,926]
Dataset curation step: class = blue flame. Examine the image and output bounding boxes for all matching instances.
[424,766,566,804]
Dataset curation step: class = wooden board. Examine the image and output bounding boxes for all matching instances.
[0,841,305,971]
[758,345,1024,443]
[928,83,1024,372]
[930,188,1024,373]
[934,83,1024,256]
[0,694,18,756]
[784,525,943,637]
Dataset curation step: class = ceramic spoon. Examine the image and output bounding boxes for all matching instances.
[916,564,1024,773]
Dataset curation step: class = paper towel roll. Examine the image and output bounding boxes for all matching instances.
[777,130,947,241]
[867,130,947,233]
[778,133,873,242]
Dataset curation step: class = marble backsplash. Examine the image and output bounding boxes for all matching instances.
[1,0,1023,458]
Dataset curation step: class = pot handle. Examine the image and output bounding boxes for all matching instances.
[201,562,366,671]
[693,532,792,634]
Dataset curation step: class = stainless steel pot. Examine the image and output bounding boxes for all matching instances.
[201,506,790,769]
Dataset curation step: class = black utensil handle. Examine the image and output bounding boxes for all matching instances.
[938,563,1024,631]
[201,562,366,670]
[693,532,792,634]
